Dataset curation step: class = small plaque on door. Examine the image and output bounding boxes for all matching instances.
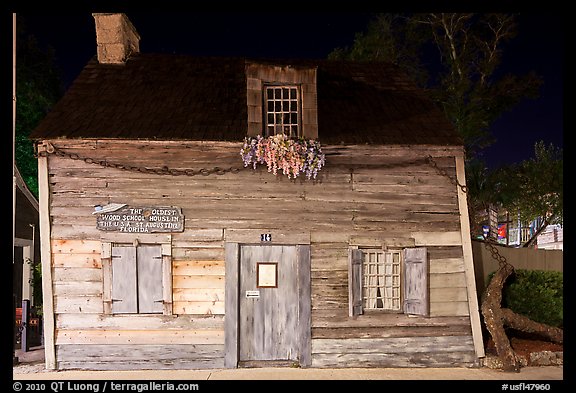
[246,290,260,298]
[257,262,278,288]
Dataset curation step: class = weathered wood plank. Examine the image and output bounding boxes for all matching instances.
[55,314,224,331]
[312,310,472,328]
[52,253,102,268]
[57,358,224,370]
[56,344,225,369]
[172,260,225,276]
[170,229,224,242]
[172,248,225,261]
[312,336,474,354]
[412,231,462,246]
[311,351,478,368]
[173,301,225,315]
[172,275,225,289]
[349,236,416,248]
[55,329,224,345]
[312,324,472,339]
[53,282,102,297]
[54,296,103,314]
[429,258,465,274]
[310,232,349,243]
[50,196,460,218]
[430,287,469,302]
[56,344,224,362]
[311,269,347,281]
[428,246,464,260]
[173,288,225,302]
[52,267,102,282]
[429,272,467,288]
[430,301,470,317]
[51,239,101,254]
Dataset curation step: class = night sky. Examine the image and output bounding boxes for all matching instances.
[17,12,563,169]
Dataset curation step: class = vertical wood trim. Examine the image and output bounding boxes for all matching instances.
[297,244,311,367]
[224,242,239,368]
[101,242,112,315]
[37,145,56,369]
[455,155,486,358]
[348,248,363,317]
[162,242,172,315]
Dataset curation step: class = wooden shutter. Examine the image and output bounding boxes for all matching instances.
[348,248,364,317]
[111,245,138,314]
[137,245,164,314]
[403,247,429,317]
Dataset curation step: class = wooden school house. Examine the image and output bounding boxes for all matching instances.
[31,13,485,370]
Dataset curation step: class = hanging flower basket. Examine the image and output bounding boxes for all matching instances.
[240,134,326,179]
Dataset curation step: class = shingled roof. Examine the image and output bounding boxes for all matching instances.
[30,53,462,146]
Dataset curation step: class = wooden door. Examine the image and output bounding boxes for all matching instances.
[239,245,299,362]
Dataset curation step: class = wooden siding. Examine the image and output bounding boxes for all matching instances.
[44,139,477,369]
[51,239,224,369]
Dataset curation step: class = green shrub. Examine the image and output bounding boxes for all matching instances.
[486,269,563,328]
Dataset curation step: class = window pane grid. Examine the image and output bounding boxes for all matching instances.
[362,250,401,311]
[264,86,300,138]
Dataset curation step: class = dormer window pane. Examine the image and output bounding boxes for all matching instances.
[264,85,300,138]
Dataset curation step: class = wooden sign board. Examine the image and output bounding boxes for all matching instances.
[96,205,184,233]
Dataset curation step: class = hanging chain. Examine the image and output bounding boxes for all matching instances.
[425,155,468,193]
[483,239,514,273]
[425,155,515,272]
[38,143,511,271]
[35,142,243,176]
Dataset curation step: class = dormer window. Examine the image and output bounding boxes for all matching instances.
[246,62,318,140]
[264,85,300,138]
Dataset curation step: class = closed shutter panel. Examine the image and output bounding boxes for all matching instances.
[403,247,429,317]
[111,245,138,314]
[348,248,364,317]
[137,245,164,314]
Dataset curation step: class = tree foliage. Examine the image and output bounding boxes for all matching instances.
[466,141,562,245]
[494,141,563,246]
[15,15,63,197]
[329,13,542,156]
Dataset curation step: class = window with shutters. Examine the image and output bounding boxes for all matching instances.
[102,243,172,315]
[348,247,429,317]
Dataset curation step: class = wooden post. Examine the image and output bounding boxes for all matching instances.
[455,154,486,360]
[21,299,30,352]
[224,242,239,368]
[297,245,311,367]
[13,294,18,365]
[37,141,57,369]
[161,242,173,315]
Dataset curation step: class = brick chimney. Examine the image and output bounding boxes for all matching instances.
[92,13,140,64]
